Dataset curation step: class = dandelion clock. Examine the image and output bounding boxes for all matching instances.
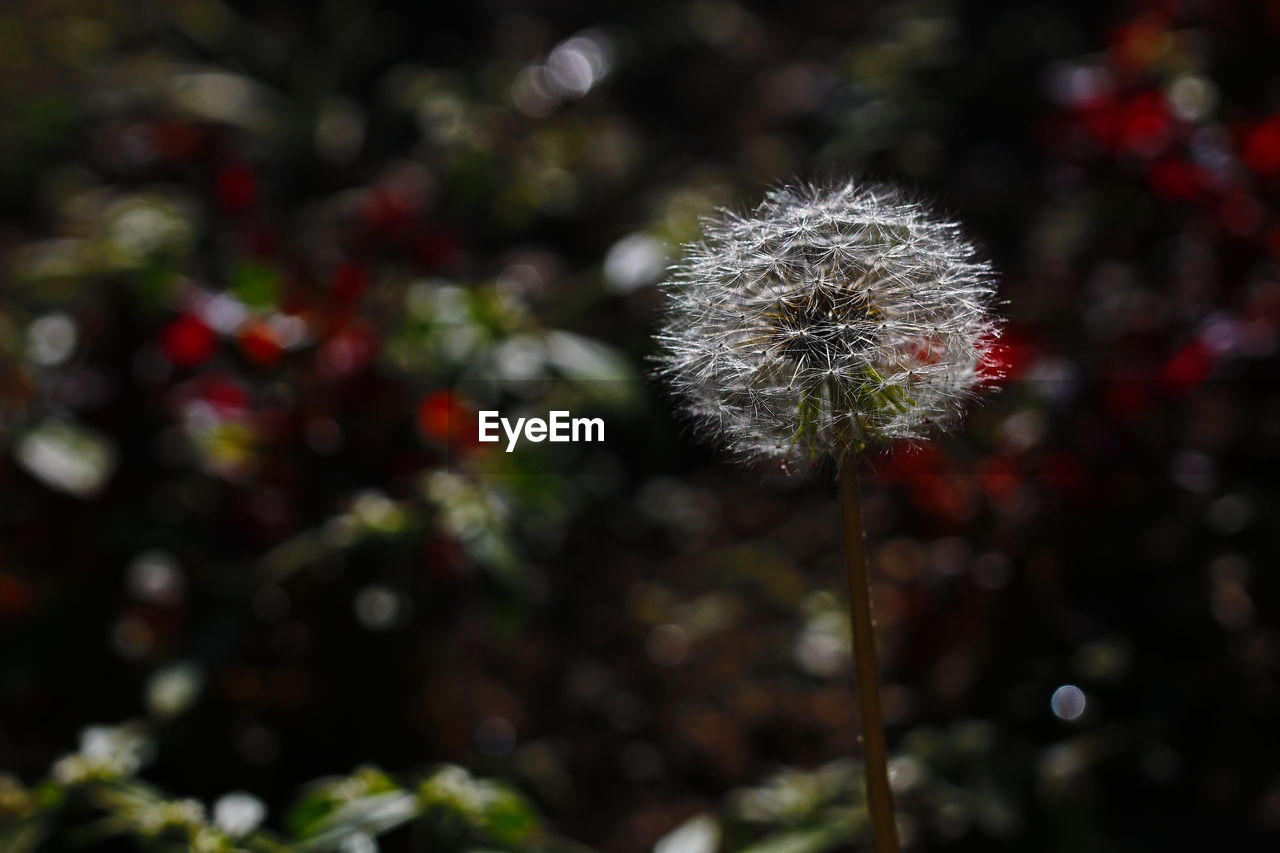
[655,181,1002,852]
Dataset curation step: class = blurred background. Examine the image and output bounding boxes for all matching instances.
[3,0,1280,851]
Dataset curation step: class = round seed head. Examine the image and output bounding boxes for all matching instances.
[655,180,1001,468]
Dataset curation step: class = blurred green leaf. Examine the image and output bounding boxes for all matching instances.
[231,262,281,310]
[0,818,47,853]
[736,812,860,853]
[419,765,542,847]
[294,791,420,850]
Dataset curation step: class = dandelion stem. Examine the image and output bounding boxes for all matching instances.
[837,455,899,853]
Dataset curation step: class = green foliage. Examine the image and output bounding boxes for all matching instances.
[1,729,565,853]
[0,718,1035,852]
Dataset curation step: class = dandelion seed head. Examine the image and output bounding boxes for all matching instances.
[655,180,1001,468]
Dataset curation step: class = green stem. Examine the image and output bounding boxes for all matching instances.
[837,455,899,853]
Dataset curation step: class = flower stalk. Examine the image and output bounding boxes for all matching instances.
[838,455,898,853]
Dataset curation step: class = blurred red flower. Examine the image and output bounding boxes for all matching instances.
[161,314,218,367]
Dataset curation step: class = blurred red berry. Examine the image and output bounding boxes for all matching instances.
[1120,90,1174,157]
[194,372,251,415]
[161,314,217,367]
[1147,157,1209,201]
[1242,116,1280,177]
[911,475,976,523]
[411,229,460,271]
[417,390,480,451]
[1075,89,1174,156]
[1076,93,1124,151]
[1160,339,1216,396]
[874,442,946,485]
[239,321,284,365]
[318,322,378,376]
[150,122,203,163]
[362,186,419,233]
[331,261,369,305]
[216,161,258,214]
[979,455,1021,504]
[1217,192,1264,237]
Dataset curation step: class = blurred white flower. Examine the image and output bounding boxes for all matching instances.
[653,814,720,853]
[605,233,666,293]
[338,833,378,853]
[52,723,153,784]
[213,791,267,838]
[26,313,78,366]
[146,662,204,718]
[16,419,117,497]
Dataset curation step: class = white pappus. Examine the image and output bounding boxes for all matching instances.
[654,180,1002,469]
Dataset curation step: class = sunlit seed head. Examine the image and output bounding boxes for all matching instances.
[654,180,1002,469]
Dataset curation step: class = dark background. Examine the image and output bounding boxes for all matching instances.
[3,0,1280,850]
